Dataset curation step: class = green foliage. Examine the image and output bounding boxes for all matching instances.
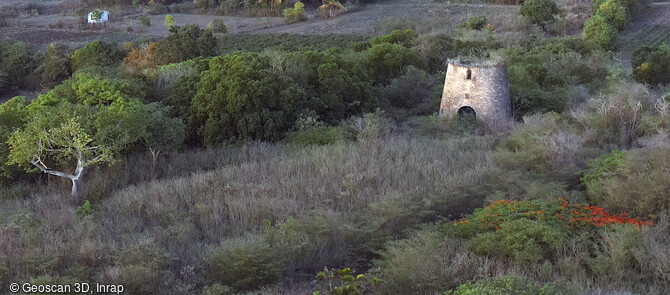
[138,15,151,27]
[632,44,670,85]
[371,29,417,48]
[520,0,560,31]
[164,14,176,27]
[74,200,94,219]
[191,52,305,146]
[583,14,617,49]
[201,284,233,295]
[300,49,379,123]
[37,72,145,108]
[217,34,369,53]
[285,125,348,145]
[156,25,217,65]
[114,243,176,294]
[91,9,104,22]
[445,276,576,295]
[0,96,29,184]
[70,41,123,73]
[284,1,306,24]
[581,150,623,185]
[456,16,487,31]
[40,43,71,89]
[8,104,132,173]
[452,200,569,263]
[208,237,282,291]
[0,40,38,90]
[207,19,228,33]
[314,267,382,295]
[366,42,425,83]
[596,0,628,30]
[582,148,670,216]
[382,66,442,115]
[142,103,186,154]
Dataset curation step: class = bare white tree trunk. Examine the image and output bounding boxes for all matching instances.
[31,151,86,201]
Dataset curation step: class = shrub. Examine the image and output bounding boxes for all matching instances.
[520,0,560,31]
[596,0,628,30]
[70,40,123,73]
[314,267,382,295]
[155,25,217,65]
[0,40,38,89]
[114,243,177,294]
[452,199,652,263]
[583,14,617,49]
[207,19,228,33]
[138,15,150,26]
[632,44,670,85]
[164,14,176,27]
[285,125,348,145]
[370,29,417,48]
[570,81,649,148]
[201,284,233,295]
[124,42,158,73]
[372,229,508,294]
[191,52,306,146]
[456,16,487,30]
[208,237,282,291]
[582,148,670,216]
[40,43,71,89]
[366,42,425,83]
[445,276,576,295]
[382,65,442,115]
[283,1,306,24]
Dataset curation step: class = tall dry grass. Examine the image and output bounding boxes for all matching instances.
[0,132,495,293]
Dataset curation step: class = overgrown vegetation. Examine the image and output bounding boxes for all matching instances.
[1,3,669,293]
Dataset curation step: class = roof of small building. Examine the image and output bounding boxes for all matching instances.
[447,56,505,68]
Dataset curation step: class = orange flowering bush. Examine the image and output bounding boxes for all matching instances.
[452,199,652,263]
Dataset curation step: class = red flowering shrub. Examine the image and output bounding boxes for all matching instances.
[452,199,652,263]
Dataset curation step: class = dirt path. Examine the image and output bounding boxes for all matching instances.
[0,0,521,49]
[246,1,518,35]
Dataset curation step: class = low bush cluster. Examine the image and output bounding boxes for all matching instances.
[452,199,652,263]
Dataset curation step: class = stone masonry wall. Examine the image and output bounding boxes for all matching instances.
[439,61,512,123]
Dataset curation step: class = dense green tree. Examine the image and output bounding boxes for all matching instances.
[8,73,180,198]
[155,25,217,65]
[582,14,617,49]
[519,0,560,31]
[36,73,145,108]
[0,96,29,184]
[596,0,628,30]
[40,43,72,89]
[142,103,186,168]
[8,102,143,198]
[366,43,425,84]
[191,52,306,146]
[70,40,124,73]
[282,49,379,124]
[0,40,38,90]
[632,44,670,85]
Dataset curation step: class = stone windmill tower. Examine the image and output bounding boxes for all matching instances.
[439,59,512,123]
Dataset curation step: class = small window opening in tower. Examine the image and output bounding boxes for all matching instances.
[466,69,472,80]
[465,94,470,100]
